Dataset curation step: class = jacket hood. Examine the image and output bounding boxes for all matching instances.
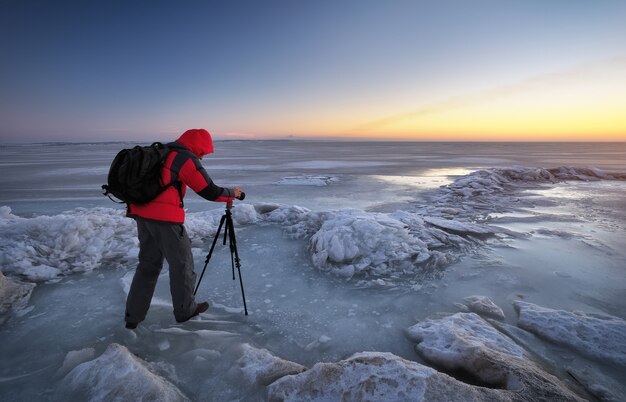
[176,128,214,157]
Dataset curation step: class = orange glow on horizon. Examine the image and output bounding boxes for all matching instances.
[249,59,626,142]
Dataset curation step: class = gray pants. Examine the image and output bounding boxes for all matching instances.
[125,218,198,323]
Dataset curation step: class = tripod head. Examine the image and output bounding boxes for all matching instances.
[227,191,245,209]
[226,191,246,210]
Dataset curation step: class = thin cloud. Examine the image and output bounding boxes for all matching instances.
[354,56,626,133]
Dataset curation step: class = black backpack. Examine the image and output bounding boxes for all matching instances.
[102,142,173,205]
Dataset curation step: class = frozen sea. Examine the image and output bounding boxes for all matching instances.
[1,140,625,401]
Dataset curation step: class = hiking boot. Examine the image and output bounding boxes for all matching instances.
[176,301,209,323]
[125,321,138,330]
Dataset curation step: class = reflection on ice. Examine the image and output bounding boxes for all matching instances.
[530,184,589,200]
[422,167,476,177]
[371,168,474,190]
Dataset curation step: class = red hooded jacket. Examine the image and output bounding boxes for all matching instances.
[128,129,234,223]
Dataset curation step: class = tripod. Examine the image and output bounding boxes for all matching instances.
[194,201,249,315]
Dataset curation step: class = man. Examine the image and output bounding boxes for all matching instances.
[125,128,242,329]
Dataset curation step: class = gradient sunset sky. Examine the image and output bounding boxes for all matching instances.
[1,0,625,142]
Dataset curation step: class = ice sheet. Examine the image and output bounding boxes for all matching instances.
[1,141,625,401]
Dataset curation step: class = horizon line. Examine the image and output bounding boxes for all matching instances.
[2,138,626,146]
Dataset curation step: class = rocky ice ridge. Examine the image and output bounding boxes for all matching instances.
[267,351,515,402]
[404,313,582,399]
[262,297,621,401]
[1,166,624,290]
[49,298,624,401]
[262,298,623,400]
[416,165,626,219]
[0,206,137,282]
[253,165,626,284]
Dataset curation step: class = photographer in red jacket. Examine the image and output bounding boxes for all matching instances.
[125,128,242,329]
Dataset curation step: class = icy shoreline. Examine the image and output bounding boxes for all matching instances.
[1,165,626,400]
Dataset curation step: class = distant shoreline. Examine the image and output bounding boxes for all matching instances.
[1,139,625,146]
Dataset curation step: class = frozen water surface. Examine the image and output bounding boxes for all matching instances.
[1,141,625,400]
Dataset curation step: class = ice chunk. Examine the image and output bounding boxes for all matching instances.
[231,203,259,224]
[514,301,626,367]
[263,204,313,238]
[58,343,188,401]
[267,351,512,401]
[406,313,524,380]
[309,209,430,280]
[463,296,505,320]
[0,272,35,324]
[405,313,584,399]
[56,348,96,377]
[237,343,307,386]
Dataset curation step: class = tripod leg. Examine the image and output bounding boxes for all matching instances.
[194,214,227,296]
[226,217,249,316]
[227,224,236,280]
[235,258,248,316]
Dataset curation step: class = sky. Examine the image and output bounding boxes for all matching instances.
[1,0,625,142]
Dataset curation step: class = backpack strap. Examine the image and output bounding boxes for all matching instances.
[164,143,193,208]
[174,181,184,208]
